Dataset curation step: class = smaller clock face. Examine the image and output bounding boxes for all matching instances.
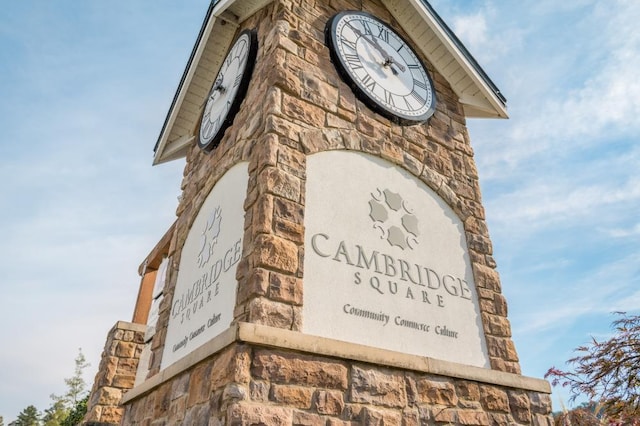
[199,29,258,152]
[326,11,436,124]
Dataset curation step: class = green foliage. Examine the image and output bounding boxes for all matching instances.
[13,405,40,426]
[0,414,4,426]
[546,312,640,421]
[51,349,90,409]
[41,400,69,426]
[15,348,91,426]
[60,396,87,426]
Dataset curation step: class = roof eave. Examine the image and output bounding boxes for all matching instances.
[153,0,508,165]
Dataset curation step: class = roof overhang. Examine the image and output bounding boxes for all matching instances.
[153,0,507,165]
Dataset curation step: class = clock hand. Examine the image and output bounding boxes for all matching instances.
[366,35,406,73]
[347,23,406,73]
[211,76,226,94]
[201,76,227,108]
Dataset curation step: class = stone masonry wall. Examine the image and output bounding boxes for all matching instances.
[123,0,552,424]
[147,0,518,379]
[84,321,146,425]
[122,343,553,425]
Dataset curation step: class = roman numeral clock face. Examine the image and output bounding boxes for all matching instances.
[199,29,258,152]
[326,11,436,124]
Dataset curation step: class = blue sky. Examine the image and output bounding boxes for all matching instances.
[1,0,638,421]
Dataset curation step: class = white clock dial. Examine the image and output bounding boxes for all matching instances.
[199,29,258,152]
[326,11,436,124]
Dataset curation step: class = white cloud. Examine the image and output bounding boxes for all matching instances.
[476,0,640,174]
[603,223,640,239]
[511,252,640,336]
[488,176,640,233]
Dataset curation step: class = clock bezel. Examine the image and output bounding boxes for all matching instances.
[325,11,436,125]
[198,28,258,152]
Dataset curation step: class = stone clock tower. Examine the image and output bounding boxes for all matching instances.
[84,0,554,425]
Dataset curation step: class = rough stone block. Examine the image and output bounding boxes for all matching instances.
[253,350,348,389]
[112,374,135,389]
[254,234,299,273]
[259,166,301,202]
[508,390,531,423]
[282,92,326,127]
[115,341,136,358]
[269,272,303,305]
[472,263,501,292]
[278,144,307,179]
[350,366,408,408]
[97,387,122,405]
[314,389,344,415]
[292,410,326,426]
[479,386,509,413]
[300,128,345,154]
[416,377,457,406]
[211,346,251,388]
[456,381,480,401]
[187,362,213,407]
[457,410,490,425]
[247,297,295,329]
[227,402,293,425]
[270,384,314,409]
[362,406,402,425]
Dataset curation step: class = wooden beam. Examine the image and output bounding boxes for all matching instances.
[138,221,176,276]
[132,271,157,325]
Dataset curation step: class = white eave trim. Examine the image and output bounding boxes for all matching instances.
[395,0,508,119]
[153,4,242,166]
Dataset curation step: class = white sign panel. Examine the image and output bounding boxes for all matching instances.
[161,162,248,369]
[303,152,489,367]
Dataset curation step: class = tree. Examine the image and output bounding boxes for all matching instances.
[41,400,68,426]
[50,348,90,411]
[546,312,640,421]
[60,396,87,426]
[1,414,4,426]
[13,405,40,426]
[44,348,91,426]
[64,349,90,406]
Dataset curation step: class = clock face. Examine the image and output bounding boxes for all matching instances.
[326,11,436,124]
[199,29,258,152]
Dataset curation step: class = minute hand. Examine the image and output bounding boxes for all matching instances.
[348,24,406,72]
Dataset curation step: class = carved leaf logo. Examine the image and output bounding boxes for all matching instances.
[197,206,222,267]
[369,188,419,250]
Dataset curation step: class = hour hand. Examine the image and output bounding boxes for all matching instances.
[384,56,405,72]
[348,25,387,58]
[211,76,226,94]
[347,24,405,73]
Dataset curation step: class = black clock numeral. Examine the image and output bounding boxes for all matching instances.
[340,37,357,51]
[413,78,428,90]
[410,90,426,106]
[378,27,389,43]
[344,53,363,70]
[384,90,395,107]
[404,96,413,111]
[362,21,373,36]
[407,64,420,70]
[237,40,247,59]
[233,74,242,88]
[361,74,376,91]
[202,119,213,139]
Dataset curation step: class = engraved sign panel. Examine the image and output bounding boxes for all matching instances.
[161,162,248,369]
[303,152,489,367]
